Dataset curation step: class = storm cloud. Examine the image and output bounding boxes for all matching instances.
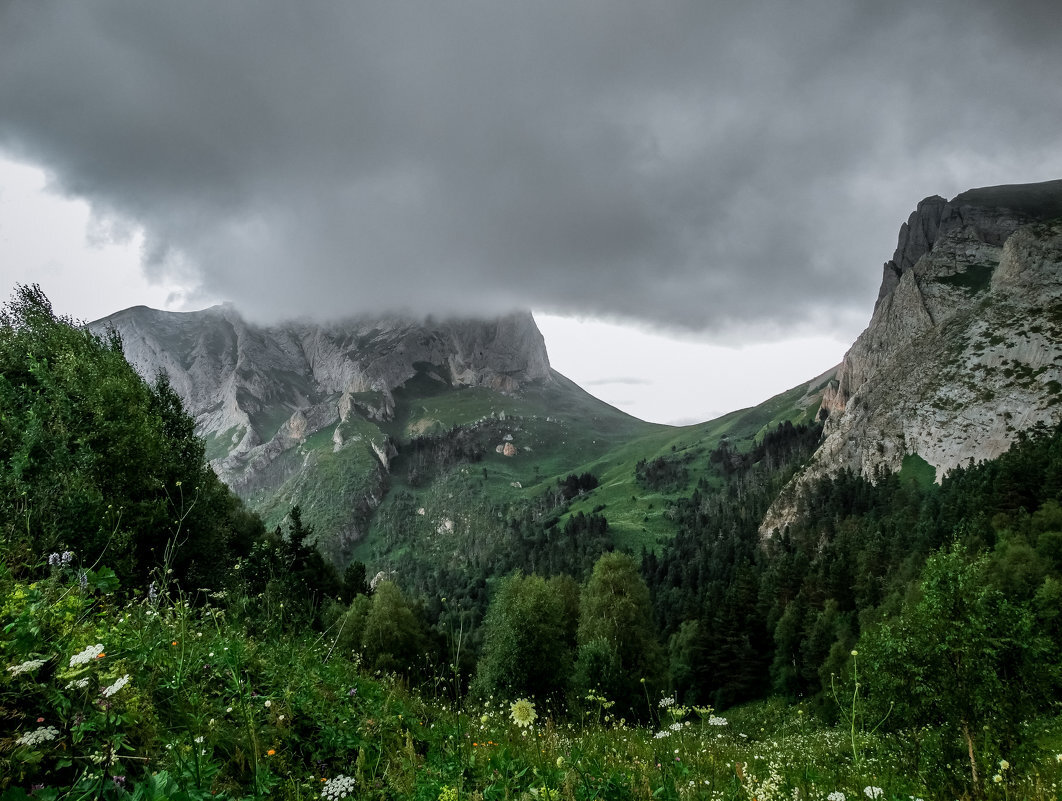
[1,1,1060,336]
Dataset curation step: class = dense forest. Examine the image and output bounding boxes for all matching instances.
[3,284,1062,798]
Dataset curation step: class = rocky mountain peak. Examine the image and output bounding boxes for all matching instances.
[90,304,553,488]
[875,194,947,306]
[766,179,1062,535]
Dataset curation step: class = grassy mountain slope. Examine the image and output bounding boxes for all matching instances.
[347,366,833,589]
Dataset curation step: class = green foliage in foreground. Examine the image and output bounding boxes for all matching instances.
[3,564,1062,800]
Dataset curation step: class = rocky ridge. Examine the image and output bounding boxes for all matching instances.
[763,180,1062,534]
[89,306,554,554]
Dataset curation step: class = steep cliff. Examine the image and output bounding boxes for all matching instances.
[764,180,1062,534]
[89,306,555,558]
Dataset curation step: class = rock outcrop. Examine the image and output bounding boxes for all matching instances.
[89,305,554,558]
[764,180,1062,535]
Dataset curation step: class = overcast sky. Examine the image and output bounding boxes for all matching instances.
[1,2,1060,423]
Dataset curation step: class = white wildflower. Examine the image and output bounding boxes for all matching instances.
[864,788,884,800]
[101,674,130,698]
[510,698,537,727]
[69,644,105,667]
[65,677,91,690]
[827,793,846,801]
[321,773,356,800]
[658,695,675,708]
[7,658,47,676]
[17,725,60,747]
[707,716,728,726]
[653,730,670,739]
[669,722,683,732]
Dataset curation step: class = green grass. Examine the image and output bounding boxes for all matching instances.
[203,426,242,462]
[251,424,387,563]
[898,452,937,488]
[937,262,996,294]
[5,566,1062,799]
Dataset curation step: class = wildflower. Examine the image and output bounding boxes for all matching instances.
[863,788,883,800]
[999,759,1010,771]
[321,774,356,800]
[65,677,91,690]
[48,551,75,568]
[707,716,728,726]
[658,695,676,708]
[510,698,537,727]
[264,699,272,708]
[69,644,105,667]
[17,726,60,747]
[101,674,131,698]
[556,756,566,769]
[194,736,204,744]
[993,774,1003,784]
[480,714,489,724]
[267,748,276,756]
[851,649,859,656]
[7,658,47,676]
[148,582,158,603]
[827,793,846,801]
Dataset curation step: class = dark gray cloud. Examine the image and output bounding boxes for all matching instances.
[1,1,1060,337]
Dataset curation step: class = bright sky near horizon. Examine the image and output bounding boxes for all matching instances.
[2,2,1060,423]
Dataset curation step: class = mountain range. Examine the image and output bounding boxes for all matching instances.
[90,179,1062,567]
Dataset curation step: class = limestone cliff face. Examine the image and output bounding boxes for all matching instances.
[89,306,554,557]
[93,307,551,442]
[764,180,1062,535]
